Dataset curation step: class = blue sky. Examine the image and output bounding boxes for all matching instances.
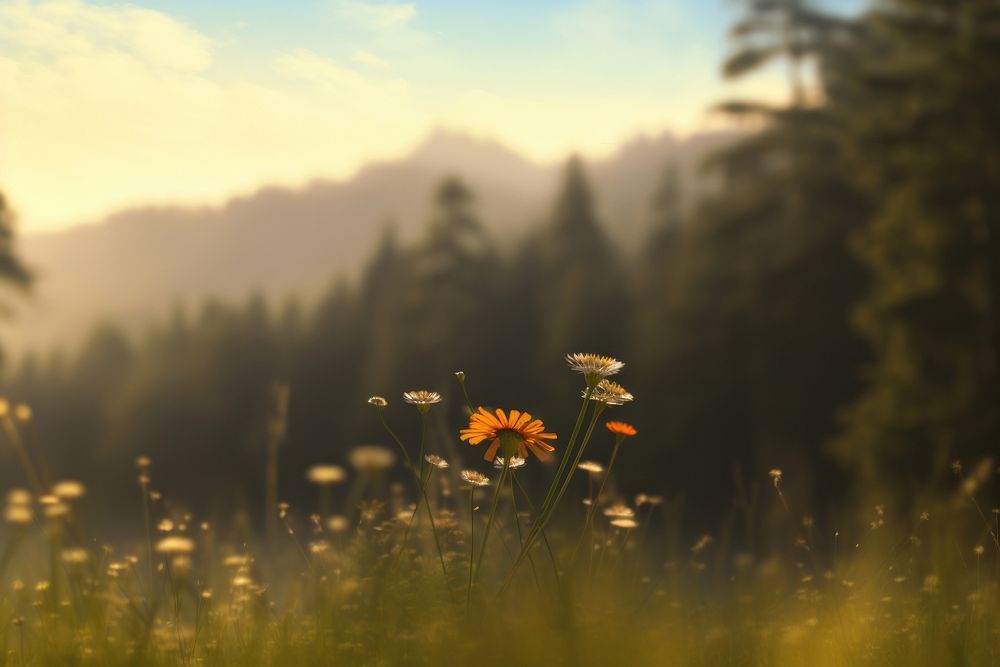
[0,0,863,231]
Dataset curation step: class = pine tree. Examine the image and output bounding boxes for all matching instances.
[0,192,33,369]
[532,157,628,385]
[399,177,499,388]
[643,0,870,515]
[833,0,1000,492]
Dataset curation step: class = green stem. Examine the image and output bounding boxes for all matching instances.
[509,472,541,591]
[376,411,414,473]
[466,488,476,605]
[140,482,155,610]
[504,387,594,576]
[376,409,451,600]
[456,377,475,414]
[572,435,623,564]
[501,403,605,591]
[416,413,428,478]
[513,474,560,579]
[474,460,510,582]
[541,403,606,529]
[536,387,595,523]
[419,473,454,602]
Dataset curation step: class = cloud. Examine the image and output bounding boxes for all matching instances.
[0,0,211,71]
[331,0,416,30]
[0,0,777,233]
[274,49,366,89]
[0,0,423,231]
[352,49,389,69]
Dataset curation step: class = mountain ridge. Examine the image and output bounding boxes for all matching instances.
[2,128,738,359]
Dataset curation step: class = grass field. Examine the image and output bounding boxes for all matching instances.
[0,355,997,666]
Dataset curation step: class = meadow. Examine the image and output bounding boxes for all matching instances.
[0,353,995,666]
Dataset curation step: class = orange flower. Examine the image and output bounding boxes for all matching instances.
[460,408,557,462]
[605,421,637,437]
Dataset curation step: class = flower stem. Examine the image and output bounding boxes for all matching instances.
[537,387,595,522]
[473,459,510,583]
[376,411,414,473]
[466,488,476,606]
[376,409,451,600]
[500,402,604,592]
[572,435,623,564]
[508,472,541,591]
[512,474,560,579]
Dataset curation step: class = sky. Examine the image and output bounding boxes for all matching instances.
[0,0,862,233]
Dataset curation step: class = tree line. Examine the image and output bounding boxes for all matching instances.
[0,0,997,529]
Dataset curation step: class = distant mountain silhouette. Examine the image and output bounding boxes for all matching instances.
[2,128,737,358]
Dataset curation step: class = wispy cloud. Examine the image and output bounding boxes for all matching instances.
[0,1,421,230]
[0,0,211,70]
[352,49,389,69]
[331,0,416,31]
[0,0,792,232]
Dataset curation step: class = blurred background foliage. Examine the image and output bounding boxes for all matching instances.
[0,0,998,538]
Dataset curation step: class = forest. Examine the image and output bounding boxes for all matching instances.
[0,0,997,537]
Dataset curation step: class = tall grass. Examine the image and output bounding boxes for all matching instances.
[0,362,997,666]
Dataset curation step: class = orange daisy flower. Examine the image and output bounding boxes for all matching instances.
[459,408,557,462]
[605,421,637,437]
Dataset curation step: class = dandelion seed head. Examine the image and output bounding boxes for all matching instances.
[402,390,442,411]
[171,555,192,575]
[155,536,195,555]
[586,380,634,406]
[223,555,251,568]
[7,489,30,506]
[4,505,32,526]
[306,464,347,485]
[769,468,783,484]
[611,518,639,529]
[424,454,450,469]
[348,445,396,472]
[367,396,388,408]
[454,370,465,382]
[44,503,69,518]
[135,456,151,469]
[603,503,635,518]
[157,519,175,533]
[460,470,490,487]
[14,404,32,422]
[51,480,86,501]
[974,545,985,556]
[566,353,625,382]
[636,493,664,507]
[327,515,350,533]
[578,460,604,474]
